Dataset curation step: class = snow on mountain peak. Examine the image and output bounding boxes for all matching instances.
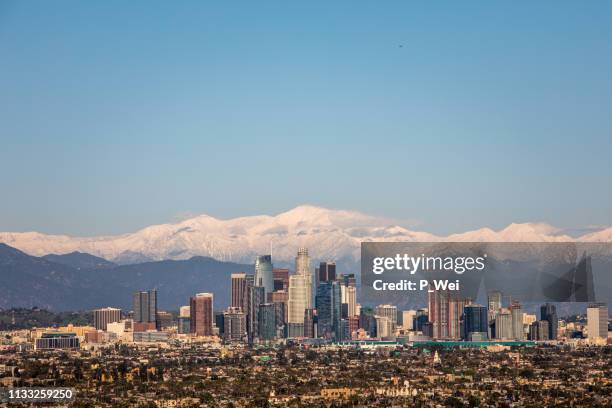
[0,206,609,264]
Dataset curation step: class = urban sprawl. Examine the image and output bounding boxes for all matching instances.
[1,248,610,407]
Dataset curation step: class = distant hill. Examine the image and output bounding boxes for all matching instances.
[42,251,116,269]
[0,243,253,312]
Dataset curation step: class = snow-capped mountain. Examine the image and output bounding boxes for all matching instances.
[0,205,607,265]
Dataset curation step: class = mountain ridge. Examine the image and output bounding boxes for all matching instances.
[1,205,609,266]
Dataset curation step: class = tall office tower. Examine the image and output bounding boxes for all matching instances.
[316,281,342,339]
[190,293,213,337]
[449,297,471,339]
[318,262,337,284]
[273,268,289,291]
[529,320,549,341]
[375,315,393,338]
[295,247,310,275]
[428,289,447,338]
[231,273,247,310]
[93,307,121,331]
[375,304,398,333]
[271,290,288,323]
[247,285,265,342]
[179,306,190,318]
[133,290,157,324]
[223,307,246,342]
[510,302,524,340]
[402,310,417,331]
[241,274,255,319]
[288,248,312,324]
[215,312,225,336]
[255,255,274,299]
[414,309,428,331]
[303,308,316,338]
[273,302,286,333]
[428,289,468,339]
[587,303,608,339]
[540,303,558,340]
[488,291,503,313]
[359,307,377,336]
[257,303,276,341]
[463,305,488,340]
[340,285,357,317]
[494,309,513,339]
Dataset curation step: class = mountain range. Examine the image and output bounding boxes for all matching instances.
[0,243,252,311]
[2,205,611,268]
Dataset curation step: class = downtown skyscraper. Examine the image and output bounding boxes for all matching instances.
[288,248,313,327]
[133,290,157,324]
[254,255,274,300]
[190,293,214,337]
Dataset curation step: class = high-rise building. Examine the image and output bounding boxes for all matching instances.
[288,248,312,325]
[247,286,265,341]
[494,309,513,339]
[317,262,336,285]
[215,312,225,336]
[273,268,289,291]
[463,305,488,340]
[223,307,246,342]
[428,289,469,339]
[271,290,288,325]
[510,302,524,340]
[255,255,274,299]
[190,293,213,337]
[359,307,377,336]
[231,273,248,310]
[93,307,121,331]
[529,320,549,341]
[414,309,428,332]
[375,316,393,338]
[295,247,310,275]
[402,310,417,331]
[133,290,157,324]
[341,285,357,317]
[316,281,341,339]
[587,303,608,339]
[375,304,398,334]
[258,303,277,341]
[540,303,558,340]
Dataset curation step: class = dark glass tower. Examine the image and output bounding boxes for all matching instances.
[315,281,341,339]
[463,304,488,340]
[540,303,558,340]
[133,290,157,323]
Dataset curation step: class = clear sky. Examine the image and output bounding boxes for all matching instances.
[1,1,611,236]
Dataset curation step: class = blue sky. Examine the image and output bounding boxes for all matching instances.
[1,1,611,236]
